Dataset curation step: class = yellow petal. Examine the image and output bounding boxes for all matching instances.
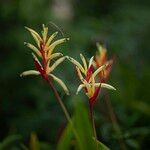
[25,26,42,41]
[48,56,66,73]
[46,31,58,47]
[86,87,93,98]
[49,73,69,95]
[80,53,87,72]
[47,38,69,57]
[47,53,63,71]
[42,24,48,43]
[50,53,63,60]
[66,56,85,74]
[25,27,41,47]
[20,70,40,77]
[96,43,105,53]
[88,56,94,68]
[24,42,41,57]
[76,67,86,84]
[91,75,95,95]
[92,60,97,68]
[32,53,42,67]
[76,84,85,94]
[95,83,116,90]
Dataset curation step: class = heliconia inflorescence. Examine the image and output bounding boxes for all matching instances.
[67,53,116,107]
[20,24,69,95]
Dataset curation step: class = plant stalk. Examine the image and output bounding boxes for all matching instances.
[89,103,98,150]
[46,78,82,148]
[105,92,126,150]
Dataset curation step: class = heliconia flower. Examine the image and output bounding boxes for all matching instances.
[20,24,69,95]
[67,54,116,106]
[95,43,114,82]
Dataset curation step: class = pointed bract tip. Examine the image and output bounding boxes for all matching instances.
[24,42,27,45]
[24,26,30,30]
[42,24,45,28]
[66,91,70,95]
[80,53,83,57]
[55,31,59,34]
[113,87,116,91]
[66,38,70,41]
[31,52,36,59]
[96,42,101,47]
[20,73,23,77]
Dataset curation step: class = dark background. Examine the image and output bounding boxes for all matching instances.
[0,0,150,149]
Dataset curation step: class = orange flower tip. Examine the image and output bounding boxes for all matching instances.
[107,60,113,66]
[110,59,113,64]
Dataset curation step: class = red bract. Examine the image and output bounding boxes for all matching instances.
[33,58,48,81]
[86,66,93,82]
[86,66,101,106]
[89,85,101,107]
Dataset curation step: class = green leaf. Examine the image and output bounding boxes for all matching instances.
[57,100,110,150]
[30,132,40,150]
[73,101,96,150]
[58,100,109,150]
[39,142,53,150]
[96,139,110,150]
[57,122,73,150]
[0,135,22,150]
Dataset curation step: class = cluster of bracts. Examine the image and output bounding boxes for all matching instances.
[21,24,116,108]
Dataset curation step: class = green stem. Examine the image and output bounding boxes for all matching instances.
[46,78,82,148]
[105,93,126,150]
[89,103,98,150]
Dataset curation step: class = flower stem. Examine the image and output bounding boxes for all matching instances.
[47,78,71,122]
[46,78,81,147]
[89,103,98,150]
[105,93,127,150]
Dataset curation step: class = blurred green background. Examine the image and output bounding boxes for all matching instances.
[0,0,150,149]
